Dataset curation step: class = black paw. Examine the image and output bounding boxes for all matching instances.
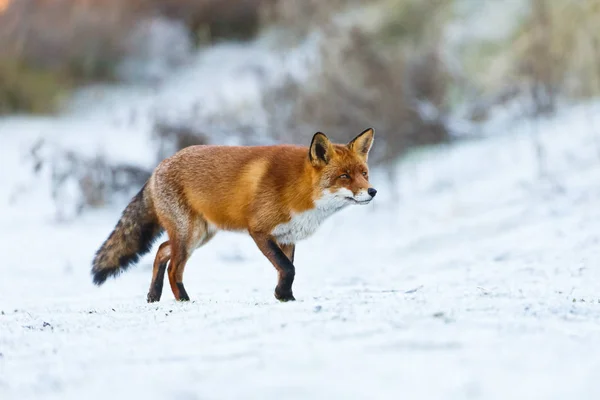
[176,283,190,301]
[147,292,161,303]
[275,286,296,302]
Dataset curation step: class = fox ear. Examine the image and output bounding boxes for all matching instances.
[309,132,332,167]
[348,128,374,161]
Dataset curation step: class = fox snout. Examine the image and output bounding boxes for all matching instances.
[358,187,377,204]
[343,187,377,204]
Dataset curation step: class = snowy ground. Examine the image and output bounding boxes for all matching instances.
[2,99,600,399]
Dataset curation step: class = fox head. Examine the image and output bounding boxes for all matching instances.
[309,128,377,206]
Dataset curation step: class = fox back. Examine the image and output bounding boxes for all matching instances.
[150,129,375,237]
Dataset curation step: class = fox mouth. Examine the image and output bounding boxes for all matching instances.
[345,197,371,205]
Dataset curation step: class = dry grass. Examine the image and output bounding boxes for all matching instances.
[457,0,600,119]
[512,0,600,109]
[0,0,272,113]
[0,59,68,114]
[0,0,143,113]
[0,0,142,81]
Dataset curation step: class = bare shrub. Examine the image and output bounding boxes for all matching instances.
[151,0,265,44]
[507,1,600,173]
[27,140,150,220]
[513,0,558,116]
[263,26,451,165]
[153,121,210,163]
[261,0,357,37]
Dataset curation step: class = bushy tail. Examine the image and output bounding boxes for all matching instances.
[91,183,163,285]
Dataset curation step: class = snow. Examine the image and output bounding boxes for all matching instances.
[2,41,600,400]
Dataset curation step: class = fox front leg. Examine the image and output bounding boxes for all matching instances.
[250,232,296,302]
[280,243,295,264]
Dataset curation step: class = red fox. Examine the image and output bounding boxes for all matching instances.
[91,128,376,302]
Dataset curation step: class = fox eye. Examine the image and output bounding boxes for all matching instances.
[339,174,350,179]
[362,171,368,177]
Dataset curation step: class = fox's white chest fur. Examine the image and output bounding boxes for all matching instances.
[271,189,351,244]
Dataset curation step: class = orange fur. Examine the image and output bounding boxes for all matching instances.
[91,128,376,302]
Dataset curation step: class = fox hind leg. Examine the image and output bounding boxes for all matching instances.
[166,215,216,301]
[167,241,191,301]
[147,241,171,303]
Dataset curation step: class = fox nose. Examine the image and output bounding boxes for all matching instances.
[367,188,377,198]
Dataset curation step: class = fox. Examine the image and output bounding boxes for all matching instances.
[91,128,376,302]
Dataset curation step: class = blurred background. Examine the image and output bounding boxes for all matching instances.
[3,3,600,398]
[3,0,600,220]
